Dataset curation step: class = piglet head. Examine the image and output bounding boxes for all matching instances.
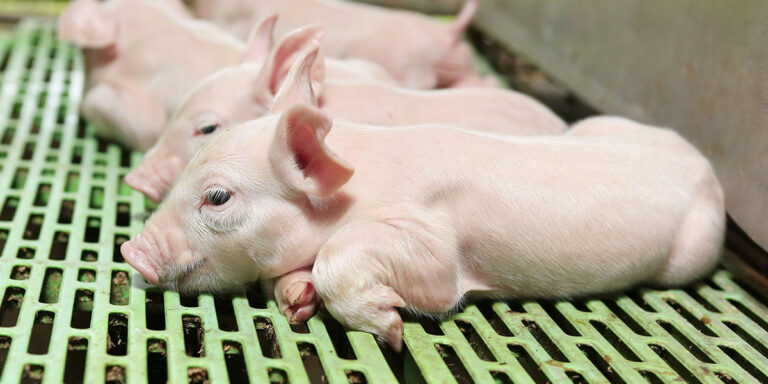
[123,102,353,293]
[125,19,325,202]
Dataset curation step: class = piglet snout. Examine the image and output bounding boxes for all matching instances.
[121,237,161,285]
[125,150,184,202]
[124,170,164,203]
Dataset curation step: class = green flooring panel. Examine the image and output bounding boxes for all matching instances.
[0,20,767,384]
[0,1,66,20]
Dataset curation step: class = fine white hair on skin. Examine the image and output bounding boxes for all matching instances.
[121,107,724,351]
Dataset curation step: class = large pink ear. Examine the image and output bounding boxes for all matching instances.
[269,104,353,198]
[242,14,278,64]
[57,0,118,48]
[253,25,325,103]
[270,45,323,113]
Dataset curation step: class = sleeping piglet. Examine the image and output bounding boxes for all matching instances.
[58,0,393,150]
[125,37,565,202]
[187,0,495,88]
[121,95,725,350]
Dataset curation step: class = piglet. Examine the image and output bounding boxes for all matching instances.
[126,39,565,203]
[58,0,393,150]
[121,96,725,350]
[58,0,244,150]
[187,0,494,88]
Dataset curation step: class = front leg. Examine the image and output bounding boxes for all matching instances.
[273,267,320,324]
[312,218,462,351]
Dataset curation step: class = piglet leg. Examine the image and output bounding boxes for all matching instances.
[312,219,463,351]
[273,267,320,324]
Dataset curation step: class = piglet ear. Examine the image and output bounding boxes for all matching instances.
[253,25,324,102]
[57,0,118,48]
[269,104,353,198]
[270,45,323,113]
[242,14,278,64]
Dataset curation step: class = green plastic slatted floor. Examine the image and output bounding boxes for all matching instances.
[0,1,66,21]
[0,20,768,384]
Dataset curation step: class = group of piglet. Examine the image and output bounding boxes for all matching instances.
[59,0,726,350]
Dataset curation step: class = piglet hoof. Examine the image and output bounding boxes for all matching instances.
[278,280,319,324]
[384,315,404,352]
[369,305,404,352]
[368,287,406,351]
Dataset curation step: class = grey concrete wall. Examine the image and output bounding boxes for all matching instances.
[472,1,768,252]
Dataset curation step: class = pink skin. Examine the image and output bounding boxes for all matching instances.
[122,93,724,349]
[187,0,495,88]
[124,19,399,201]
[127,37,565,203]
[125,39,566,319]
[58,0,244,150]
[274,267,320,324]
[58,0,394,151]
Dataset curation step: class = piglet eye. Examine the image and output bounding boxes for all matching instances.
[199,124,219,135]
[206,189,231,206]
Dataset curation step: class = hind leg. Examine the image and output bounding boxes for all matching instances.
[653,186,725,285]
